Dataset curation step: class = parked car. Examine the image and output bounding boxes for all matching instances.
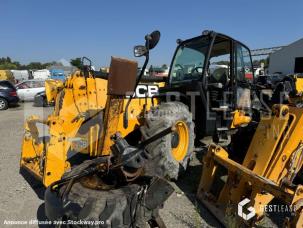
[16,79,45,101]
[0,80,19,110]
[34,91,50,107]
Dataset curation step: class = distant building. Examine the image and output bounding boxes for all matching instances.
[10,70,30,82]
[47,64,76,77]
[269,38,303,75]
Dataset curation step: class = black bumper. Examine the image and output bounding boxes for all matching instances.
[7,96,19,104]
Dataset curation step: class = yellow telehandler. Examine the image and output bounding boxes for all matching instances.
[21,30,251,187]
[20,30,256,227]
[20,29,303,227]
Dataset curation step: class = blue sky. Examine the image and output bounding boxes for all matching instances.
[1,0,303,67]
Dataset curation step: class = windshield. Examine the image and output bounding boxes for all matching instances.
[170,36,209,82]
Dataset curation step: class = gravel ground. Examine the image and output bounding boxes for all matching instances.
[0,103,221,228]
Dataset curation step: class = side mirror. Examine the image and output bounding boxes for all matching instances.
[133,30,161,58]
[134,45,147,57]
[146,30,161,50]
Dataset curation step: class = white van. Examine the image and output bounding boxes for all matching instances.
[11,70,30,82]
[32,69,50,80]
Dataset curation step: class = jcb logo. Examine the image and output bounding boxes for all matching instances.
[238,198,256,221]
[126,85,159,98]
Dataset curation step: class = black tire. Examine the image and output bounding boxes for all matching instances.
[141,102,195,180]
[61,182,152,228]
[0,97,8,110]
[48,161,157,228]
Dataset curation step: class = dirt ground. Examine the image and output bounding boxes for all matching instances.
[0,103,221,228]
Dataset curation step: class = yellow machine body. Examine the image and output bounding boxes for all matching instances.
[197,104,303,227]
[21,62,160,186]
[231,110,251,128]
[0,70,15,83]
[294,75,303,94]
[45,79,64,103]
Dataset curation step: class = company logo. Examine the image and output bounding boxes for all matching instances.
[126,84,159,98]
[238,198,256,220]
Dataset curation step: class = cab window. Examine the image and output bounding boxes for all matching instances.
[208,38,231,87]
[170,37,209,82]
[206,37,232,109]
[235,43,253,109]
[236,44,253,83]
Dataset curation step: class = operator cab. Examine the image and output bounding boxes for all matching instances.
[162,30,254,142]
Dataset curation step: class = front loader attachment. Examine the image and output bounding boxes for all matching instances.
[20,115,47,181]
[20,71,108,187]
[20,113,88,186]
[197,105,303,227]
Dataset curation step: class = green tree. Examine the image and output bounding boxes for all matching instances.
[70,58,82,69]
[0,57,19,69]
[161,64,168,69]
[253,60,260,67]
[260,57,269,68]
[0,56,61,70]
[27,62,43,70]
[0,63,18,70]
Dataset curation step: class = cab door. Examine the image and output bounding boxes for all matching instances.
[234,42,254,112]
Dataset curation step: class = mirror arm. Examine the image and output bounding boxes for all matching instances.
[124,32,155,129]
[123,50,150,129]
[136,53,149,86]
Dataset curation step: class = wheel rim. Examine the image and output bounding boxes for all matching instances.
[171,121,189,161]
[0,100,5,109]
